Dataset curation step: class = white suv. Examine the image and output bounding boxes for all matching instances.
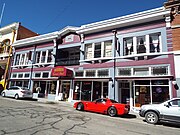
[139,98,180,124]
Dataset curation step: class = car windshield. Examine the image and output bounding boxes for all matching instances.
[110,99,118,103]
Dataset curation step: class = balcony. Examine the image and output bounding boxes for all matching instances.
[56,57,79,66]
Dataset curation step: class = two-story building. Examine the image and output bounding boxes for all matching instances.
[9,2,179,111]
[0,22,38,92]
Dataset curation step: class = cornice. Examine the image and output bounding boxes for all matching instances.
[77,7,170,34]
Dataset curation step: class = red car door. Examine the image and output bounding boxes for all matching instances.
[93,99,107,113]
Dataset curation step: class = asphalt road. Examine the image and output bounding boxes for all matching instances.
[0,97,180,135]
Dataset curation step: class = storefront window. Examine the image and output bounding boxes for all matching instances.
[73,81,81,100]
[152,86,169,103]
[135,86,150,107]
[133,79,169,107]
[81,81,92,101]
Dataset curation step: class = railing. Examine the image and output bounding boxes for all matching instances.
[56,57,80,66]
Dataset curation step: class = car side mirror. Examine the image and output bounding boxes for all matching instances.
[164,103,170,108]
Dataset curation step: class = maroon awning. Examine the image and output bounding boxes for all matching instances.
[51,66,73,77]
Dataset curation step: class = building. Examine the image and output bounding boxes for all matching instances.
[164,0,180,97]
[0,22,38,92]
[9,2,179,111]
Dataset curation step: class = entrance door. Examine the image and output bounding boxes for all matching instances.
[93,81,102,101]
[119,81,130,104]
[62,81,70,101]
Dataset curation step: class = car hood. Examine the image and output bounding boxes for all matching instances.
[140,104,161,110]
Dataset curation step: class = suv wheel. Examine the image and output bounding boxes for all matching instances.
[145,111,158,124]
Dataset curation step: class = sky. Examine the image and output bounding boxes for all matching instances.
[0,0,167,34]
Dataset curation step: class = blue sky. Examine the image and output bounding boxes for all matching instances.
[0,0,167,34]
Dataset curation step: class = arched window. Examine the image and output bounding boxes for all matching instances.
[1,39,11,53]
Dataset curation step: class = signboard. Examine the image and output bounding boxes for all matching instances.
[51,66,73,77]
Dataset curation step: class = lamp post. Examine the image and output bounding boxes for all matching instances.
[112,30,117,100]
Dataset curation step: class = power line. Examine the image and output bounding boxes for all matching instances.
[41,0,73,34]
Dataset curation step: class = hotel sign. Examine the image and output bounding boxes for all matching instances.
[51,66,73,77]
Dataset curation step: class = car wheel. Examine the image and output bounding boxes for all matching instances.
[76,103,84,111]
[1,92,5,97]
[145,111,159,124]
[15,94,19,100]
[108,106,117,117]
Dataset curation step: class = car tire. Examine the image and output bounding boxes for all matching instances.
[108,106,117,117]
[15,94,19,100]
[76,103,84,111]
[145,111,159,124]
[2,92,5,97]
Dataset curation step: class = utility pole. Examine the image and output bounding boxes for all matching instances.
[0,3,5,28]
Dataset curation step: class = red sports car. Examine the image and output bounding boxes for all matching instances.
[73,98,130,117]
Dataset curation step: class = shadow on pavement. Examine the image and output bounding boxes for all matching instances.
[142,119,180,128]
[119,114,137,119]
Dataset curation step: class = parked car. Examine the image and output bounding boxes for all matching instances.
[1,86,33,99]
[73,98,130,117]
[139,98,180,124]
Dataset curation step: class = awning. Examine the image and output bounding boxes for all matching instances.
[51,66,73,77]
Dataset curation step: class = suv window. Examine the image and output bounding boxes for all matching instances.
[169,99,180,107]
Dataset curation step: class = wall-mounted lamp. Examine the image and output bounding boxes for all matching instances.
[172,81,179,90]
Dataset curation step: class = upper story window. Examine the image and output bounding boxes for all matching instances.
[104,41,112,57]
[85,40,112,60]
[123,32,161,56]
[47,50,53,63]
[0,39,11,54]
[36,51,41,63]
[36,50,53,64]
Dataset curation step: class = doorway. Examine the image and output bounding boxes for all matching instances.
[119,81,130,104]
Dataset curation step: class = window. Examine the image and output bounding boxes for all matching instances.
[97,69,109,77]
[137,36,146,54]
[85,40,112,59]
[25,51,32,64]
[85,70,95,77]
[47,50,53,62]
[36,52,41,63]
[25,73,30,78]
[104,41,112,57]
[15,54,20,65]
[12,74,17,78]
[41,51,46,63]
[123,32,161,56]
[118,68,131,76]
[42,72,49,78]
[35,73,41,78]
[75,71,84,77]
[19,54,25,65]
[150,33,160,53]
[134,68,149,76]
[85,44,93,59]
[124,38,133,55]
[152,66,168,75]
[94,43,101,58]
[18,74,23,78]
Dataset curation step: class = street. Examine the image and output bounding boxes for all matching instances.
[0,97,180,135]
